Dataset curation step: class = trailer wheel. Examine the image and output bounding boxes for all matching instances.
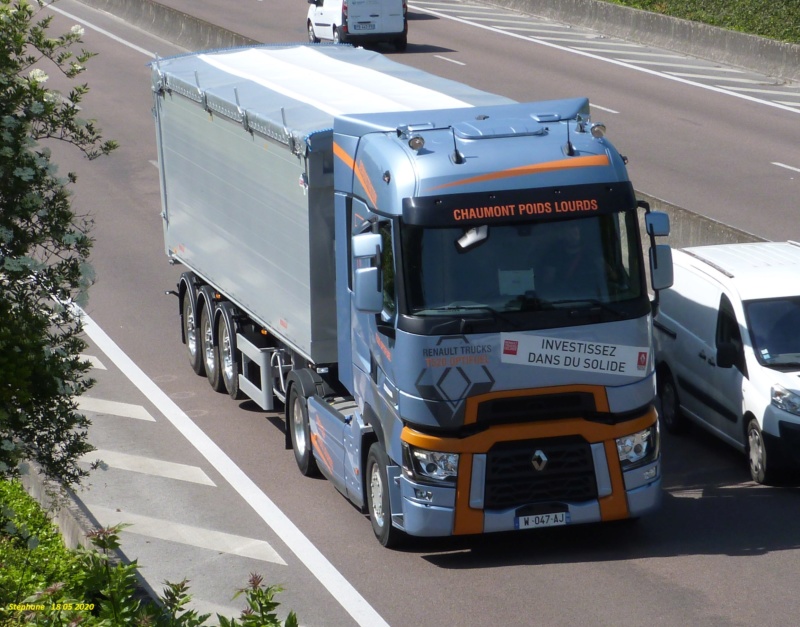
[182,291,204,376]
[217,304,243,400]
[288,385,320,477]
[199,302,225,393]
[366,443,405,548]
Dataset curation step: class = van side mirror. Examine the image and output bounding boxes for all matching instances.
[716,342,737,369]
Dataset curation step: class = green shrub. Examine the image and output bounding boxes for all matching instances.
[1,479,298,626]
[603,0,800,44]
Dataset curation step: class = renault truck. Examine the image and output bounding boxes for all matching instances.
[150,43,673,547]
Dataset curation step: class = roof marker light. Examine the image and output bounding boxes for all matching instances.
[591,123,607,138]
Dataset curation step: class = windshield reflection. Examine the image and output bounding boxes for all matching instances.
[402,212,644,317]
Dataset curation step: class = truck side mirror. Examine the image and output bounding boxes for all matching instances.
[650,245,673,290]
[353,232,383,313]
[645,211,670,237]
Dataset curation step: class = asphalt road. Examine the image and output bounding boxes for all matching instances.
[35,1,800,625]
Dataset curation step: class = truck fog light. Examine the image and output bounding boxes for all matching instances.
[616,423,660,470]
[414,488,433,501]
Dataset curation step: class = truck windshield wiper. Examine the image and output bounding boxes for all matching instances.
[435,303,520,330]
[545,298,627,319]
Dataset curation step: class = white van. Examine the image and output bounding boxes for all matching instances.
[307,0,408,50]
[654,241,800,484]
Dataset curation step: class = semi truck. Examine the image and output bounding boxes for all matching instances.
[150,44,673,547]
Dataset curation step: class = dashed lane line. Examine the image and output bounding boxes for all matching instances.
[89,505,286,564]
[82,449,217,486]
[77,396,156,421]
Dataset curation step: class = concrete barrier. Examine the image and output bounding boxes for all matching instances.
[482,0,800,82]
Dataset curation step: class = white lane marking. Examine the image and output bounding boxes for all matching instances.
[721,85,800,96]
[590,103,619,114]
[434,54,466,65]
[81,353,107,369]
[408,3,800,115]
[89,505,286,564]
[46,4,157,58]
[77,396,156,421]
[79,308,389,627]
[665,73,767,84]
[83,449,217,486]
[773,162,800,173]
[631,60,746,72]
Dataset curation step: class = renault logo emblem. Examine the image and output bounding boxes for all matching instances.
[531,450,548,471]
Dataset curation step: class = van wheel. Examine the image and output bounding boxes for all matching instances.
[366,443,405,548]
[658,371,688,434]
[747,418,780,485]
[333,27,345,44]
[182,292,204,376]
[288,385,320,477]
[307,22,319,43]
[200,303,225,393]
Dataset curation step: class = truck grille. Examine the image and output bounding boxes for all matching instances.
[476,392,597,425]
[484,437,597,510]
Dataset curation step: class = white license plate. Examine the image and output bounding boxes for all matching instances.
[353,23,376,31]
[515,511,569,530]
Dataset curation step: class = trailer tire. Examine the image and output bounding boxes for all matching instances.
[366,443,405,548]
[182,289,204,376]
[199,301,225,393]
[217,303,243,400]
[288,385,320,477]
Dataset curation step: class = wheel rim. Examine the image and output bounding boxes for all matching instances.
[220,321,234,383]
[308,24,315,42]
[370,463,385,528]
[202,312,215,372]
[185,302,198,359]
[292,395,307,454]
[748,426,764,478]
[333,28,340,43]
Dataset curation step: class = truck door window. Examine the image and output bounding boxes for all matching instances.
[716,294,746,373]
[379,221,396,320]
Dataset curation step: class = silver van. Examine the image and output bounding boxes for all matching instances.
[307,0,408,50]
[654,241,800,484]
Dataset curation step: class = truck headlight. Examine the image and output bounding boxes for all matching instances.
[771,384,800,416]
[616,423,660,470]
[402,443,458,484]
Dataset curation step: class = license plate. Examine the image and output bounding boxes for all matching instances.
[515,511,569,530]
[353,23,376,31]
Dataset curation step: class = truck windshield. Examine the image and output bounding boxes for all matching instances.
[401,212,644,317]
[745,296,800,369]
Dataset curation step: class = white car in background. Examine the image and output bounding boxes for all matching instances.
[307,0,408,50]
[654,241,800,484]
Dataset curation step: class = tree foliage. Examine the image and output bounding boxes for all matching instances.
[0,0,116,487]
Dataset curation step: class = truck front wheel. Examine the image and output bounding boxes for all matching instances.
[288,385,320,477]
[366,443,405,548]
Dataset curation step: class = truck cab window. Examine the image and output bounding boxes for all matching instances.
[380,221,396,319]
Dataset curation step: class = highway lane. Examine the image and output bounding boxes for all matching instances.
[147,0,800,242]
[42,1,800,626]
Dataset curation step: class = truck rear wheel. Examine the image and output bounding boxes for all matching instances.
[366,443,405,548]
[182,291,204,376]
[288,385,320,477]
[199,302,225,393]
[217,303,243,400]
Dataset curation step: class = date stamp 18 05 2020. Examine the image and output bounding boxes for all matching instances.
[5,602,96,612]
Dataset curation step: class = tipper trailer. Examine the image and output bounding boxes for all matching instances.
[150,44,673,547]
